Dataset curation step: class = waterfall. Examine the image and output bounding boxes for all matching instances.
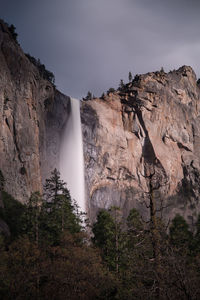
[59,97,85,213]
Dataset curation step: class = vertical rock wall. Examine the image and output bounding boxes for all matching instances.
[81,66,200,225]
[1,19,200,226]
[0,20,70,202]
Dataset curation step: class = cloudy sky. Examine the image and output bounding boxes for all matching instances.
[1,0,200,98]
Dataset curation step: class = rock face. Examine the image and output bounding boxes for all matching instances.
[1,19,200,227]
[0,20,70,202]
[81,67,200,225]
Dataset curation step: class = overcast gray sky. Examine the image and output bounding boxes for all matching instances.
[1,0,200,98]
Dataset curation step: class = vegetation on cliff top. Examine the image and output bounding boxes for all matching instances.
[2,20,55,85]
[25,53,55,84]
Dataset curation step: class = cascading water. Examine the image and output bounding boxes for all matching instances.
[59,97,86,213]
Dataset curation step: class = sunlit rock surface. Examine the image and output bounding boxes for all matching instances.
[81,66,200,224]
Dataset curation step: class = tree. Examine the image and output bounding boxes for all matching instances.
[8,24,18,43]
[41,169,81,245]
[92,207,125,274]
[42,232,116,300]
[128,71,133,82]
[126,208,146,251]
[107,88,115,95]
[109,206,124,274]
[127,208,143,231]
[92,209,117,271]
[23,192,41,245]
[25,54,55,84]
[160,67,165,73]
[83,91,93,101]
[169,214,192,251]
[119,79,124,91]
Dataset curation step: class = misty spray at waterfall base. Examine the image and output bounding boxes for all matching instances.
[60,98,85,213]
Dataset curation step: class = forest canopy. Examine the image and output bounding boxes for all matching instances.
[0,169,200,299]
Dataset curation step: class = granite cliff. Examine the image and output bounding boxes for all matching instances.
[0,20,70,204]
[1,19,200,227]
[81,67,200,225]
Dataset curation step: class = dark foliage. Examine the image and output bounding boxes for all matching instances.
[0,191,25,239]
[25,53,55,84]
[128,71,133,82]
[8,24,18,43]
[107,87,115,94]
[1,170,200,299]
[0,170,5,191]
[82,91,95,101]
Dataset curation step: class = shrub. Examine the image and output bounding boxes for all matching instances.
[25,54,55,84]
[107,88,115,95]
[8,24,18,43]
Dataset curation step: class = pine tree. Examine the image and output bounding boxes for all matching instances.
[41,169,81,245]
[23,192,41,245]
[160,67,165,73]
[84,91,92,100]
[8,24,18,43]
[107,88,115,95]
[169,214,192,251]
[128,71,133,82]
[119,79,124,90]
[92,207,124,273]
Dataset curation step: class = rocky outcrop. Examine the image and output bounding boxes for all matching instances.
[81,67,200,225]
[0,20,70,202]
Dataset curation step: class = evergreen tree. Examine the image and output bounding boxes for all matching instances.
[83,91,93,101]
[107,88,115,95]
[126,208,146,251]
[169,214,192,251]
[127,208,143,232]
[92,207,124,273]
[23,192,41,244]
[92,209,116,270]
[8,24,18,43]
[41,169,81,245]
[119,79,124,91]
[160,66,165,73]
[128,71,133,82]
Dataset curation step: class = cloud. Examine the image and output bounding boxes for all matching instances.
[1,0,200,98]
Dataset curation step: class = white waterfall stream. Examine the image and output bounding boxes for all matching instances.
[59,97,85,213]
